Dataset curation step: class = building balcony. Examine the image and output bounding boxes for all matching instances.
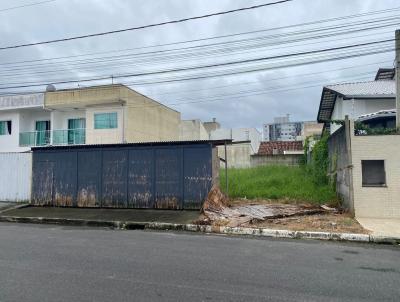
[53,129,86,145]
[19,130,51,147]
[19,129,86,147]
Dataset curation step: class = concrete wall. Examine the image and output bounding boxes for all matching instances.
[51,110,85,130]
[0,109,51,152]
[45,85,180,143]
[179,119,209,140]
[217,143,252,168]
[250,154,302,167]
[327,125,352,210]
[350,122,400,219]
[86,105,124,144]
[211,128,261,154]
[0,111,22,152]
[0,152,32,202]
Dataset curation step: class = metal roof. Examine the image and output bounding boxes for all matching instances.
[31,139,232,151]
[325,80,395,98]
[357,109,396,122]
[317,80,395,123]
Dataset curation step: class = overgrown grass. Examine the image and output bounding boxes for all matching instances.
[220,165,337,205]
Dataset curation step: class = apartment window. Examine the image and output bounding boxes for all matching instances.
[362,160,386,187]
[0,121,12,135]
[94,112,118,129]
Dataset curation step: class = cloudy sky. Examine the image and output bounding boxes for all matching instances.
[0,0,398,129]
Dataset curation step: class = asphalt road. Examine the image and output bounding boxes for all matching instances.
[0,223,399,302]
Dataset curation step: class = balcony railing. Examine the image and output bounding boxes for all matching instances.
[19,129,86,147]
[53,129,86,145]
[19,130,51,147]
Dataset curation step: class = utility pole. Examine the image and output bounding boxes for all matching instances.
[396,30,400,129]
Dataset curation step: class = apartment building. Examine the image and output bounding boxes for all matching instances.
[0,84,180,152]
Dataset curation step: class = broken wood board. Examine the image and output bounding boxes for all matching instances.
[201,186,327,227]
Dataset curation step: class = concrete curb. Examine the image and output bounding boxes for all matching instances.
[0,215,399,244]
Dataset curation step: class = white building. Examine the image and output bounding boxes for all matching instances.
[210,127,261,155]
[317,68,395,134]
[263,115,321,142]
[0,93,49,153]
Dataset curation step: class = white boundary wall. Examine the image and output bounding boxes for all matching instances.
[0,153,32,202]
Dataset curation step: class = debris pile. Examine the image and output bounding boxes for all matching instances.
[201,186,331,227]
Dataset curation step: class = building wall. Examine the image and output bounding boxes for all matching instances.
[211,128,261,154]
[351,127,400,219]
[0,152,32,202]
[250,154,302,167]
[86,105,124,144]
[179,119,209,140]
[327,125,352,210]
[303,121,323,138]
[217,143,252,168]
[51,110,86,130]
[0,111,21,152]
[45,85,180,143]
[0,109,51,152]
[19,109,51,132]
[330,97,395,134]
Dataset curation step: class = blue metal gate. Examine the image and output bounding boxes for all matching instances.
[31,142,217,210]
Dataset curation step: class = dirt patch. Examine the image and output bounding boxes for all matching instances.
[247,213,369,234]
[199,186,366,234]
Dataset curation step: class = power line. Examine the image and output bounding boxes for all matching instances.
[0,44,393,94]
[1,5,398,66]
[0,59,390,97]
[0,0,294,51]
[0,0,57,12]
[0,15,397,75]
[0,39,393,90]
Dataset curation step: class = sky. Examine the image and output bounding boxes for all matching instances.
[0,0,398,129]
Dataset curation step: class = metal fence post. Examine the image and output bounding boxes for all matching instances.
[224,141,228,195]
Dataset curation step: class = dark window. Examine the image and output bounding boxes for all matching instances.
[362,160,386,187]
[0,121,11,135]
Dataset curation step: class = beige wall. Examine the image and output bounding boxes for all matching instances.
[45,85,180,143]
[251,154,302,167]
[179,119,209,140]
[86,105,124,144]
[303,122,323,138]
[350,122,400,219]
[218,143,252,168]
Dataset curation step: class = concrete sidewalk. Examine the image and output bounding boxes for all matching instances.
[2,206,199,224]
[357,218,400,238]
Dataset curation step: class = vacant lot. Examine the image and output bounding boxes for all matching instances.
[220,165,337,204]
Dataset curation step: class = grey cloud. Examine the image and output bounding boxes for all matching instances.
[0,0,397,127]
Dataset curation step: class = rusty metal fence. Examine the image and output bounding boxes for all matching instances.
[31,142,217,210]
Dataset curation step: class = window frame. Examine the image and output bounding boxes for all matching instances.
[361,160,387,188]
[0,120,12,136]
[94,112,118,130]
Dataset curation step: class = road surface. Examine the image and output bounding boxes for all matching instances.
[0,222,399,301]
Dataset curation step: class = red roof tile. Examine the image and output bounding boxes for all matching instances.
[257,141,303,155]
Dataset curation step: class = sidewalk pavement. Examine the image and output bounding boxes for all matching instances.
[357,217,400,238]
[1,206,399,244]
[2,206,199,224]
